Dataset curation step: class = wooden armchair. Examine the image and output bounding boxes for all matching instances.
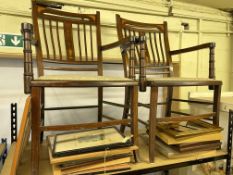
[116,15,222,163]
[21,2,139,174]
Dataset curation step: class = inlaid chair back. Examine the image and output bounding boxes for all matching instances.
[32,2,102,76]
[116,15,173,79]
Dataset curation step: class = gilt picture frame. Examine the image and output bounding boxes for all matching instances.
[157,120,222,138]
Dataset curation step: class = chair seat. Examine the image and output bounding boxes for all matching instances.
[31,74,137,87]
[147,77,222,86]
[38,74,132,82]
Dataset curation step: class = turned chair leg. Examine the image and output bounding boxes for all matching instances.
[165,87,173,117]
[149,86,158,163]
[31,87,42,175]
[40,88,45,142]
[129,86,139,163]
[213,85,221,126]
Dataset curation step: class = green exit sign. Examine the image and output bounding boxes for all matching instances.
[0,34,23,47]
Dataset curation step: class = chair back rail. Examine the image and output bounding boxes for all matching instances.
[32,2,102,76]
[116,15,174,79]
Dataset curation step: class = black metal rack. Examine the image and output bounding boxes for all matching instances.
[11,103,17,143]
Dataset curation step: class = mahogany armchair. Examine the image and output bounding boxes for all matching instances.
[21,2,139,174]
[116,15,222,162]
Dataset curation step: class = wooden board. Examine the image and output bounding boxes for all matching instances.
[16,142,52,175]
[0,142,16,175]
[10,96,31,175]
[125,134,227,173]
[8,133,228,175]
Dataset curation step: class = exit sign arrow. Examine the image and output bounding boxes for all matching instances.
[0,34,23,47]
[11,36,21,46]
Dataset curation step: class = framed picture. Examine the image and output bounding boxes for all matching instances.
[51,127,132,157]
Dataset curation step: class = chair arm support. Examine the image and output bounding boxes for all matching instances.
[21,23,34,94]
[170,42,216,81]
[101,36,147,91]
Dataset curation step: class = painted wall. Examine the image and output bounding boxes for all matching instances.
[0,0,232,143]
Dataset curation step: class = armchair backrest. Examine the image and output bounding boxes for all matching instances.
[116,15,174,78]
[32,2,103,77]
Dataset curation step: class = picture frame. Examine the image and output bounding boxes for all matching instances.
[51,127,132,157]
[157,119,222,138]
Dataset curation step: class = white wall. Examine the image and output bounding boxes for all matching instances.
[0,59,27,143]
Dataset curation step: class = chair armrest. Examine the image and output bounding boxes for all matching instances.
[170,42,216,81]
[170,42,215,55]
[101,37,146,53]
[101,37,131,53]
[35,1,63,9]
[21,23,34,94]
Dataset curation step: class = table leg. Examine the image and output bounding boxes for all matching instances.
[31,87,41,175]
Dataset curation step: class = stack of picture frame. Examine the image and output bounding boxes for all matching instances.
[47,127,138,175]
[155,119,223,158]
